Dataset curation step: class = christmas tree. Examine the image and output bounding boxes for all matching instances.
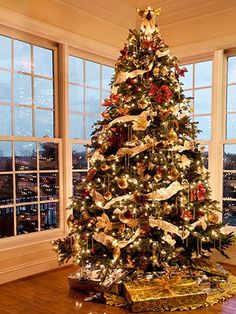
[53,7,235,309]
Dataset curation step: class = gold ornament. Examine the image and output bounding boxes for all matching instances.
[132,115,150,131]
[153,66,160,76]
[179,196,188,205]
[168,167,179,180]
[102,111,110,119]
[100,143,108,152]
[100,163,109,171]
[154,173,162,182]
[137,99,149,109]
[104,191,113,201]
[167,128,178,141]
[207,212,219,224]
[163,202,172,214]
[118,177,129,189]
[118,107,129,116]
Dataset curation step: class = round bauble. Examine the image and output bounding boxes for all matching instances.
[181,210,193,221]
[179,195,188,205]
[100,163,109,171]
[104,191,113,201]
[118,177,129,189]
[207,212,219,224]
[163,202,172,214]
[167,128,178,141]
[154,173,162,182]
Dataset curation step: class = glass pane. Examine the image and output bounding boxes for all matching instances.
[15,141,37,171]
[72,144,87,169]
[179,64,193,89]
[40,202,59,230]
[0,70,11,103]
[73,172,87,196]
[39,142,58,170]
[194,88,211,114]
[69,114,84,139]
[228,56,236,84]
[102,65,113,90]
[223,200,236,226]
[40,173,59,201]
[14,106,32,136]
[0,207,14,238]
[86,88,100,114]
[195,115,211,140]
[102,90,110,101]
[0,105,12,135]
[14,39,31,73]
[200,144,208,169]
[33,46,53,78]
[223,172,236,198]
[227,114,236,139]
[85,60,100,88]
[227,85,236,112]
[183,90,193,98]
[0,35,11,69]
[195,61,212,87]
[0,141,12,171]
[14,73,32,105]
[69,85,84,112]
[35,109,53,137]
[34,78,53,108]
[223,144,236,170]
[85,115,99,139]
[17,204,38,235]
[69,56,84,84]
[0,174,13,205]
[16,173,38,203]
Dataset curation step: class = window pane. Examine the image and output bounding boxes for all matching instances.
[17,204,38,235]
[228,56,236,84]
[223,144,236,170]
[223,172,236,198]
[0,70,11,103]
[102,90,110,102]
[39,142,58,170]
[14,106,32,136]
[223,200,236,226]
[0,174,13,205]
[34,78,53,108]
[0,207,14,238]
[102,65,113,90]
[226,113,236,139]
[69,85,84,112]
[0,105,12,135]
[69,114,84,139]
[14,40,31,73]
[35,109,53,137]
[15,141,37,171]
[73,172,87,196]
[179,64,193,89]
[183,90,193,98]
[86,88,100,114]
[72,144,87,169]
[0,35,11,69]
[40,173,59,201]
[0,141,12,171]
[69,56,83,84]
[14,73,32,105]
[227,85,236,112]
[195,115,211,140]
[86,115,99,139]
[16,173,38,203]
[195,61,212,87]
[40,202,59,230]
[34,46,53,78]
[194,88,211,114]
[85,60,100,88]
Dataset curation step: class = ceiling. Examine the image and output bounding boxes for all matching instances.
[58,0,236,28]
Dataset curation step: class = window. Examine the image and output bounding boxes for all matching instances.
[0,33,60,238]
[68,54,114,196]
[222,55,236,226]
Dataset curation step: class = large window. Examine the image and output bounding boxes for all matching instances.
[0,33,60,238]
[68,54,114,196]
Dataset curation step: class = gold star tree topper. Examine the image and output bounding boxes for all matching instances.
[137,6,161,35]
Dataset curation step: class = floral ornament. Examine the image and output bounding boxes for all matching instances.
[113,208,137,228]
[108,127,127,148]
[190,183,207,201]
[102,94,119,107]
[87,168,97,181]
[162,231,176,246]
[175,65,188,77]
[148,84,173,104]
[96,213,112,232]
[176,154,191,169]
[181,210,193,222]
[132,115,150,131]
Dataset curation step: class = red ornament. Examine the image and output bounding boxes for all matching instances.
[181,210,193,221]
[190,183,206,201]
[142,40,157,51]
[81,188,89,197]
[102,93,119,107]
[102,98,112,107]
[175,65,188,77]
[107,127,126,148]
[87,168,97,181]
[123,209,133,220]
[126,78,135,86]
[148,84,173,104]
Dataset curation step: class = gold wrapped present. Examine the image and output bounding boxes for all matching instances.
[192,258,229,278]
[124,276,207,312]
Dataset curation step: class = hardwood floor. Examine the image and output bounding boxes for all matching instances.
[0,264,236,314]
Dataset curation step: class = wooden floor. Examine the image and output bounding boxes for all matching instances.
[0,264,236,314]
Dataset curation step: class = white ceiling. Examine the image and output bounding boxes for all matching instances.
[58,0,236,27]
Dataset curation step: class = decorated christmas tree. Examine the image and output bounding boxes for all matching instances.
[53,7,236,312]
